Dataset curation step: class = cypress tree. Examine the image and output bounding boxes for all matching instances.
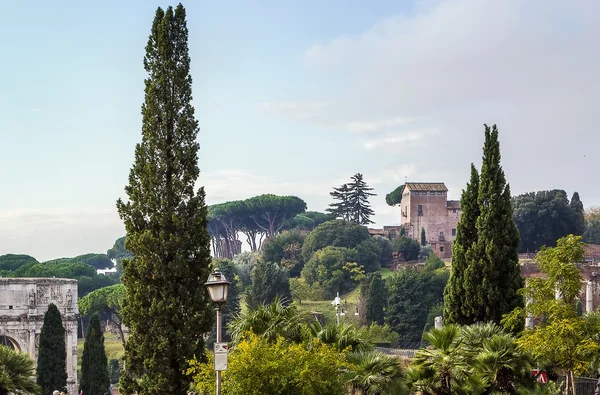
[570,192,585,236]
[362,272,387,325]
[80,314,109,395]
[420,227,426,245]
[116,5,213,394]
[464,124,523,323]
[443,164,480,324]
[37,303,67,394]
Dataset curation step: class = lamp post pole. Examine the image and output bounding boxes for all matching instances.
[216,305,222,395]
[204,269,230,395]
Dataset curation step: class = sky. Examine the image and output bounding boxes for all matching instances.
[0,0,598,261]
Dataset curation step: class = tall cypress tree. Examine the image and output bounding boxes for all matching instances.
[37,303,67,394]
[420,227,426,245]
[116,5,213,394]
[443,164,480,324]
[361,272,387,325]
[464,124,523,323]
[80,314,109,395]
[570,192,585,236]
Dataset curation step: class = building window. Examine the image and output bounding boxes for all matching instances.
[452,208,457,213]
[439,231,444,237]
[437,192,442,195]
[414,191,419,195]
[452,228,456,236]
[418,205,423,216]
[440,246,444,252]
[430,192,435,196]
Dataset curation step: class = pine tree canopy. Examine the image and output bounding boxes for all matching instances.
[80,314,109,395]
[116,4,213,394]
[36,303,67,394]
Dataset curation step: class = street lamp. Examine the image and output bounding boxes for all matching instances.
[205,269,230,395]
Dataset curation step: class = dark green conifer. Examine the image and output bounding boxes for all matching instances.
[80,314,109,395]
[570,192,585,236]
[361,272,387,325]
[36,303,67,394]
[116,4,213,394]
[443,164,480,324]
[464,124,523,323]
[420,227,426,245]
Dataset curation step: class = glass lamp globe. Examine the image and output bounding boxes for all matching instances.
[204,269,230,304]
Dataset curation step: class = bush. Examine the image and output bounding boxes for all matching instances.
[391,236,420,261]
[301,247,361,298]
[302,220,370,262]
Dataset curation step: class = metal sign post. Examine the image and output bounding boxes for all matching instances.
[214,342,229,371]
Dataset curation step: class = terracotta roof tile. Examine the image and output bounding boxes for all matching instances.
[405,182,448,192]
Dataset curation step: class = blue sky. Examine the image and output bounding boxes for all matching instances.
[1,0,598,261]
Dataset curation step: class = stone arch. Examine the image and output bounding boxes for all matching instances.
[0,335,21,351]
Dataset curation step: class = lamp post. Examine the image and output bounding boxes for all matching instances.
[204,269,230,395]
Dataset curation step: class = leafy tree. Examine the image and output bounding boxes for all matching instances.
[208,201,246,258]
[503,235,600,395]
[232,251,259,290]
[0,254,37,271]
[289,277,326,303]
[371,235,393,267]
[187,334,349,395]
[459,124,523,324]
[386,268,448,343]
[365,323,400,347]
[327,183,352,221]
[301,246,359,297]
[421,227,426,246]
[347,173,376,225]
[80,314,109,395]
[391,235,420,261]
[570,192,585,236]
[424,253,444,272]
[0,345,40,395]
[261,230,306,277]
[37,303,67,394]
[78,284,126,347]
[512,190,584,252]
[354,237,382,273]
[245,194,307,238]
[584,207,600,244]
[245,261,291,309]
[304,211,337,227]
[115,5,213,394]
[302,219,370,262]
[385,185,405,207]
[444,164,480,325]
[360,272,387,326]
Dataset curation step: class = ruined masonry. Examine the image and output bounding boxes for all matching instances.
[0,278,78,394]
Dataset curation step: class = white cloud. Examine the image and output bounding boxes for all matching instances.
[363,128,437,150]
[343,117,413,133]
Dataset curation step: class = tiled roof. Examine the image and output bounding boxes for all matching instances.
[447,200,461,209]
[405,182,448,192]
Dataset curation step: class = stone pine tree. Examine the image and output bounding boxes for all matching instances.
[116,5,213,394]
[361,272,387,325]
[570,192,585,236]
[348,173,376,225]
[443,164,480,325]
[37,303,67,394]
[80,314,109,395]
[420,227,426,245]
[463,124,523,324]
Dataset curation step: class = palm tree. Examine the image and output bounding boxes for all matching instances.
[472,334,535,394]
[228,296,309,344]
[346,351,406,395]
[303,321,373,352]
[407,325,485,395]
[0,345,40,395]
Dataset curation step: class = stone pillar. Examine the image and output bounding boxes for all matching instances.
[525,293,534,329]
[587,280,594,313]
[65,320,78,395]
[434,316,443,329]
[28,329,36,361]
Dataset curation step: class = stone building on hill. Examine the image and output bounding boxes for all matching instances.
[400,182,461,259]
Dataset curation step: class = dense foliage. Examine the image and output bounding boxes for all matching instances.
[115,5,213,394]
[584,207,600,244]
[360,272,387,326]
[261,230,306,277]
[302,219,370,261]
[0,254,37,271]
[445,124,523,325]
[80,314,109,395]
[0,345,40,395]
[512,189,585,252]
[245,261,291,309]
[78,284,125,345]
[37,303,67,394]
[301,246,363,297]
[391,235,420,261]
